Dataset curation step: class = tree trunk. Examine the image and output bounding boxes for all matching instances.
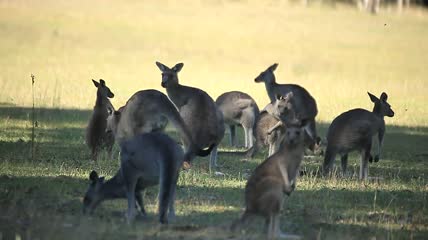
[397,0,403,13]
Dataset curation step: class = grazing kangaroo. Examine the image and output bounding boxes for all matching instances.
[85,79,115,161]
[215,91,259,149]
[105,90,213,163]
[83,132,184,224]
[232,119,305,240]
[255,63,318,143]
[156,62,225,170]
[322,92,394,180]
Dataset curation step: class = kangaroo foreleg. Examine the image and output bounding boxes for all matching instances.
[278,162,293,195]
[267,121,283,135]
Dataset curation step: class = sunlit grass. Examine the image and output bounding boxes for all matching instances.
[1,0,427,126]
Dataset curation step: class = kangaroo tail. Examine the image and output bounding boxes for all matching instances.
[158,156,178,224]
[196,144,215,157]
[322,147,335,176]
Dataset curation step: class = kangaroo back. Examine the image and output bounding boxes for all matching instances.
[323,92,394,179]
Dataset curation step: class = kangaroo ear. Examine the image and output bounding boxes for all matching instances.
[380,92,388,101]
[172,63,184,73]
[92,79,100,87]
[89,170,98,182]
[269,63,278,72]
[107,107,113,115]
[155,61,168,72]
[99,79,105,86]
[367,92,379,103]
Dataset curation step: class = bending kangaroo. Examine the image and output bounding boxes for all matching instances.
[83,132,183,224]
[246,93,295,158]
[255,63,318,144]
[215,91,259,149]
[85,79,115,161]
[156,62,225,170]
[232,120,305,240]
[106,89,212,163]
[323,92,394,180]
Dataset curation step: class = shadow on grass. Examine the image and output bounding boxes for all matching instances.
[0,174,426,239]
[0,106,91,125]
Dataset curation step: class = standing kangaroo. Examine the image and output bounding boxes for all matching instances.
[85,79,115,161]
[323,92,394,180]
[232,120,305,240]
[83,132,184,224]
[156,62,225,170]
[105,90,212,163]
[245,93,295,158]
[255,63,318,144]
[215,91,259,149]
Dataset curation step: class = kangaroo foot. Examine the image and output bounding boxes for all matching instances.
[374,155,380,162]
[182,161,192,170]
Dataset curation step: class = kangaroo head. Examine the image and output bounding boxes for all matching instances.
[155,62,183,88]
[106,106,123,136]
[254,63,278,84]
[92,79,114,98]
[284,119,305,147]
[273,92,295,124]
[82,170,105,214]
[368,92,394,118]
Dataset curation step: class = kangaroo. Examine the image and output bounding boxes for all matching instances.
[322,92,394,180]
[85,79,115,161]
[232,119,305,240]
[215,91,259,149]
[82,170,148,216]
[105,89,213,164]
[83,132,184,224]
[156,62,225,171]
[246,93,298,158]
[255,63,318,144]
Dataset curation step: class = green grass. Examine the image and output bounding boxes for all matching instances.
[1,0,428,239]
[0,106,427,239]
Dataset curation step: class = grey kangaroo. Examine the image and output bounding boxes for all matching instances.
[215,91,259,149]
[245,93,295,158]
[255,63,318,145]
[156,62,225,170]
[106,89,213,164]
[323,92,394,180]
[83,132,183,224]
[85,79,115,161]
[232,119,305,240]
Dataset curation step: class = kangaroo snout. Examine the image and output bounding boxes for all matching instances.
[388,110,394,117]
[161,82,167,88]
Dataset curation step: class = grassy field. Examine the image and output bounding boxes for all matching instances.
[0,0,427,239]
